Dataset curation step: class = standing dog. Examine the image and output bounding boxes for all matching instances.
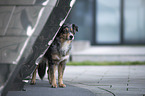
[31,24,78,88]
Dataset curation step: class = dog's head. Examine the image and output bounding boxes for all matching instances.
[58,24,78,41]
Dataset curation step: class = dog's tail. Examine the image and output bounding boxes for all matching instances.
[38,58,47,80]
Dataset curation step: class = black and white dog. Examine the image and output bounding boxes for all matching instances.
[31,24,78,88]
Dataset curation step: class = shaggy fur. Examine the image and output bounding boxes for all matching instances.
[31,24,78,88]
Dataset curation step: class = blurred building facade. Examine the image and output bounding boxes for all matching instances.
[67,0,145,45]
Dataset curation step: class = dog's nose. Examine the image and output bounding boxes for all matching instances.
[69,35,73,40]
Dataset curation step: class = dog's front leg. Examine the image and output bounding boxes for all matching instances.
[30,65,38,85]
[49,64,57,88]
[58,60,66,88]
[47,68,52,84]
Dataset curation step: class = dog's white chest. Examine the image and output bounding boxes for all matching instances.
[54,55,69,63]
[61,41,71,55]
[60,55,69,62]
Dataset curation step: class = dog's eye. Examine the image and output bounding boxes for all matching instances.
[64,29,67,32]
[63,27,69,33]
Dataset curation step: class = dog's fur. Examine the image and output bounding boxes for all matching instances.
[30,24,78,88]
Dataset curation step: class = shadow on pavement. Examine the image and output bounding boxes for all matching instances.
[7,80,95,96]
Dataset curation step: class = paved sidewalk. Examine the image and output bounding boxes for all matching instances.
[64,65,145,96]
[7,65,145,96]
[7,80,95,96]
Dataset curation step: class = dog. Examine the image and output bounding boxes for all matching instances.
[30,24,78,88]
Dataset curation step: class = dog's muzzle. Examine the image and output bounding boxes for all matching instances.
[69,35,73,40]
[68,33,74,40]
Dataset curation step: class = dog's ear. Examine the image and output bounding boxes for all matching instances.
[62,23,67,27]
[59,24,67,32]
[72,24,78,32]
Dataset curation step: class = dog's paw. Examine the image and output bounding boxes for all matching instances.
[51,84,57,88]
[59,84,66,88]
[30,82,36,85]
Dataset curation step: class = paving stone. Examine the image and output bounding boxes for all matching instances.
[18,65,145,96]
[63,66,145,95]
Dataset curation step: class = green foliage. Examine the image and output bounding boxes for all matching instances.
[67,61,145,66]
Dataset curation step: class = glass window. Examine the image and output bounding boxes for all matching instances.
[96,0,120,44]
[124,0,145,44]
[66,0,94,43]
